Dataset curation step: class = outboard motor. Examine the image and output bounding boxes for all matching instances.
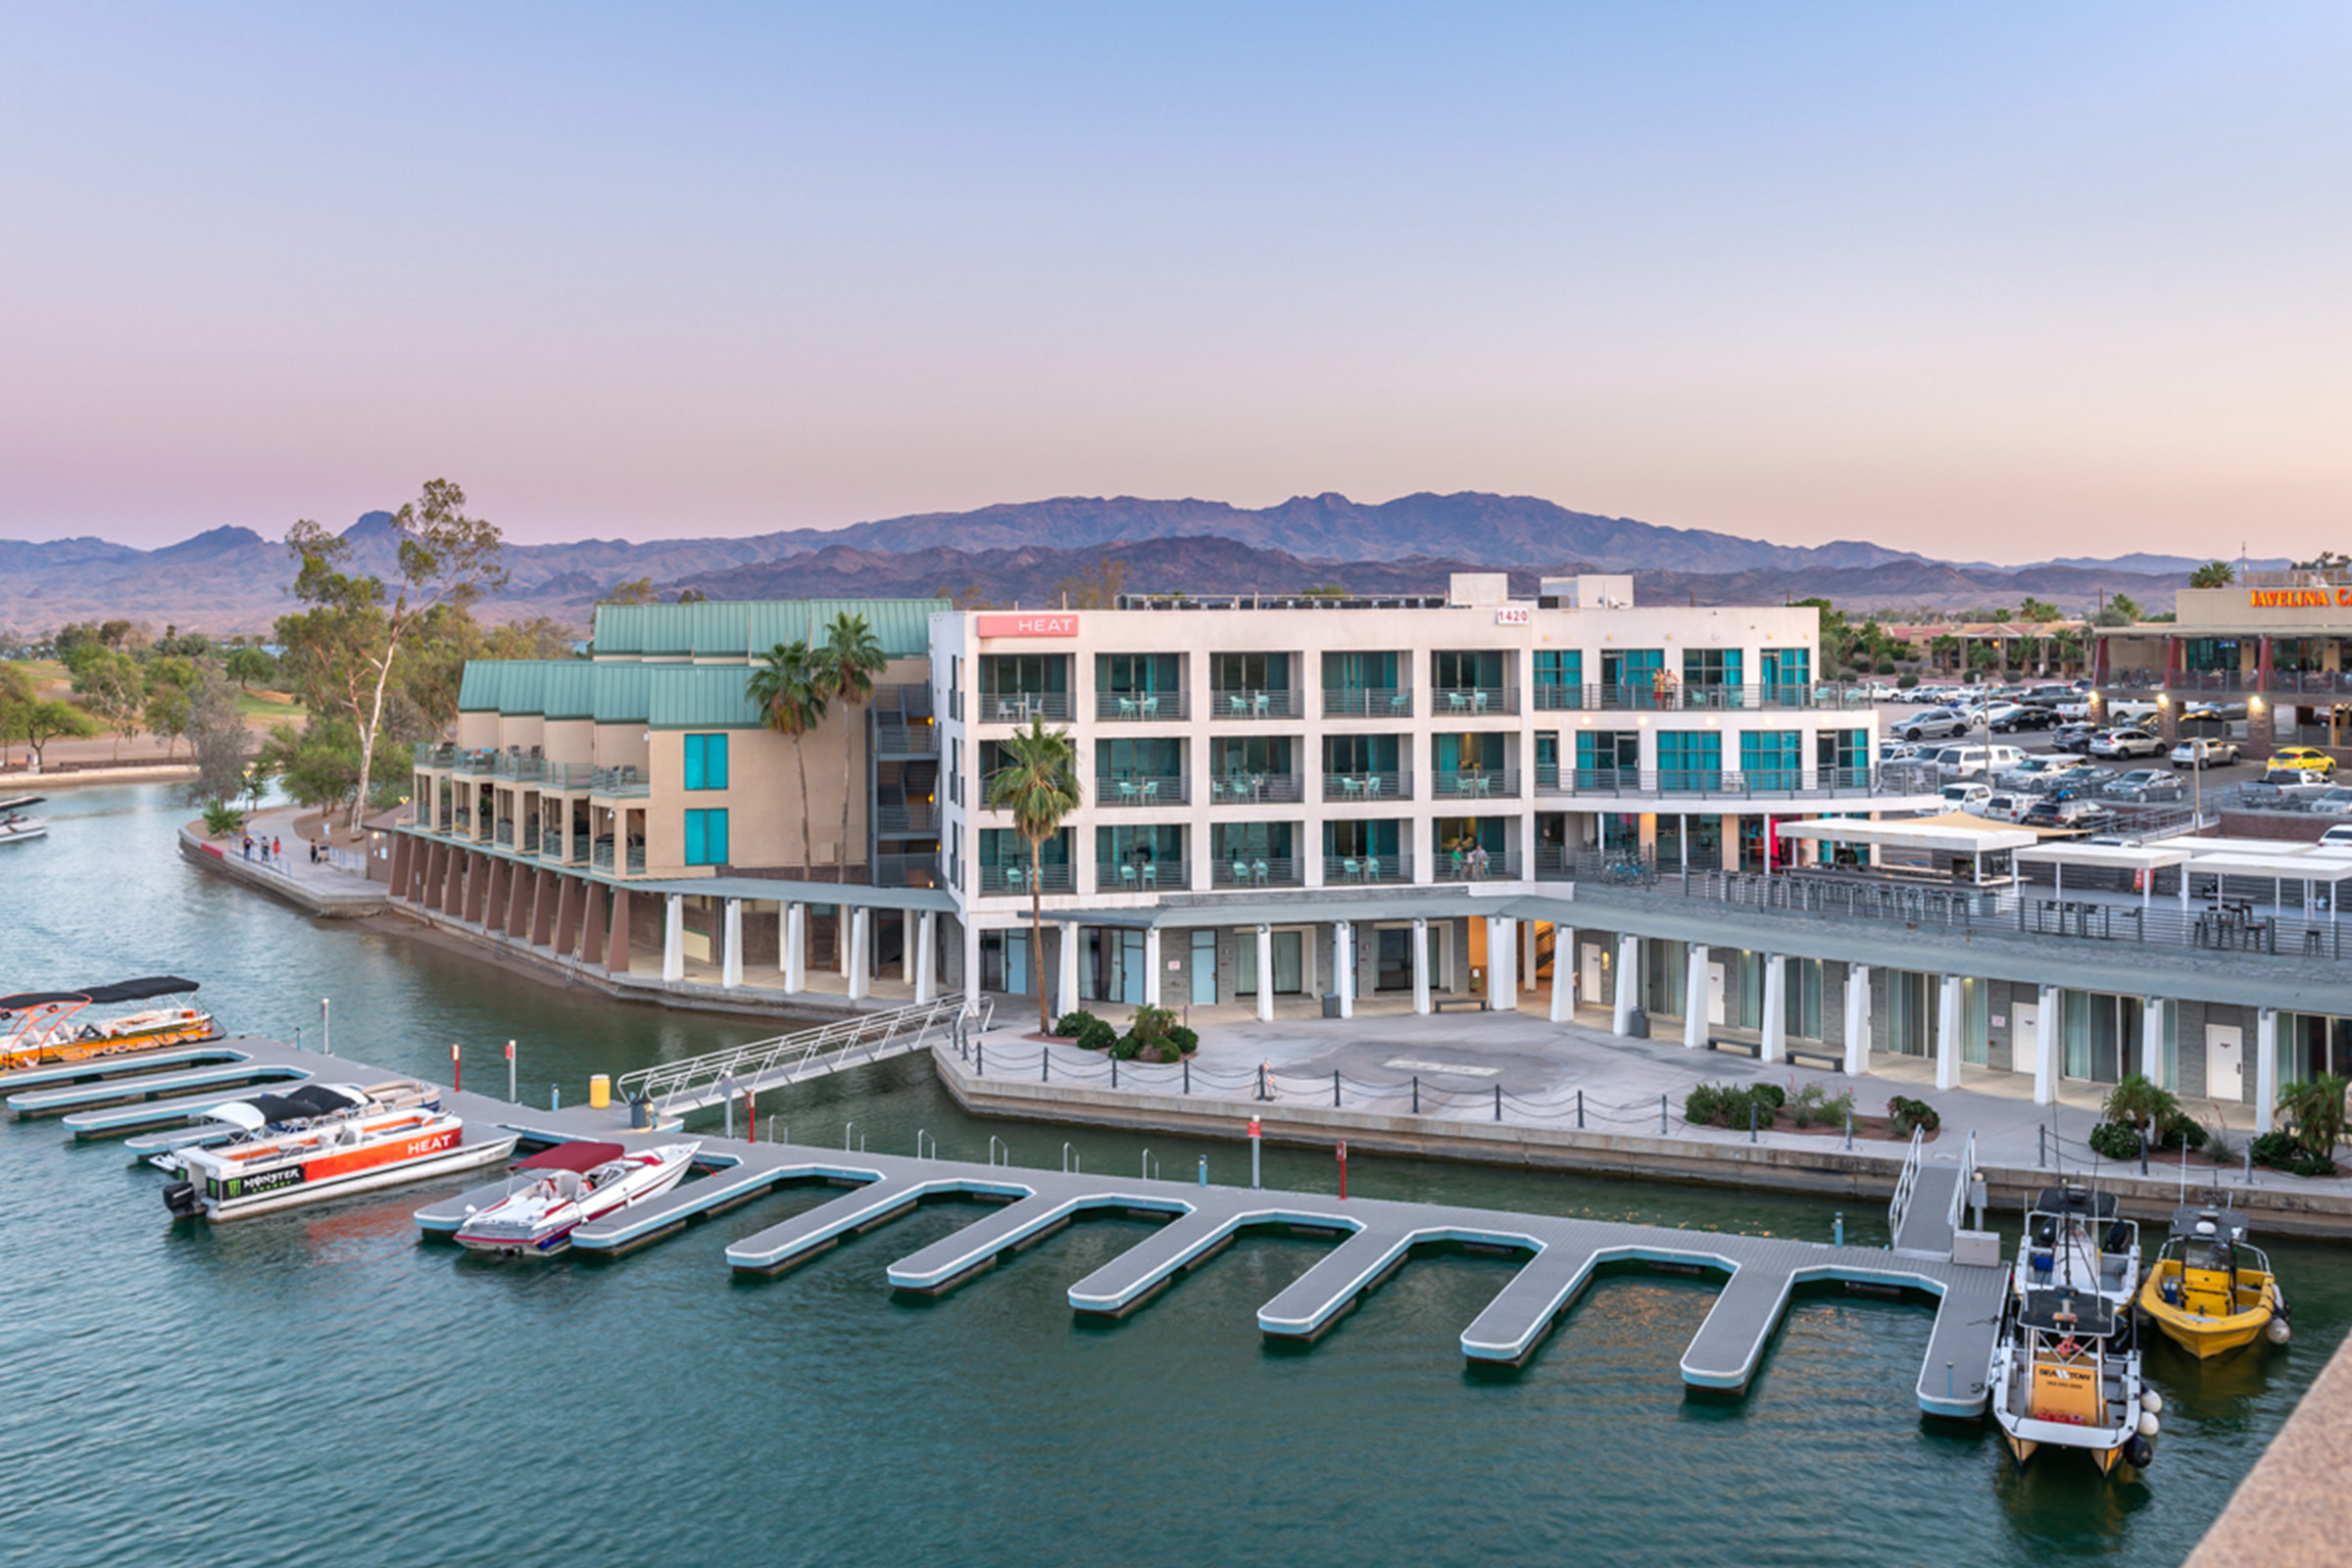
[162,1180,201,1219]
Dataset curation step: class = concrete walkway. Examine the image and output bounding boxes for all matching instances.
[178,807,386,916]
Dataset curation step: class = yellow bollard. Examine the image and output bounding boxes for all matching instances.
[589,1073,611,1109]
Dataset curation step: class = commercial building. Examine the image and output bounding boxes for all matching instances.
[2097,566,2352,759]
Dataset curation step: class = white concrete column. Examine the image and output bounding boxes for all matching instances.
[848,906,872,1001]
[1844,965,1872,1076]
[1936,973,1962,1091]
[1254,924,1275,1022]
[1492,917,1518,1012]
[662,894,685,984]
[1412,916,1432,1015]
[1143,925,1162,1007]
[1334,921,1353,1019]
[2034,983,2059,1106]
[2257,1006,2278,1135]
[784,903,807,994]
[1549,924,1575,1024]
[1761,955,1788,1064]
[1684,943,1709,1050]
[1521,917,1538,995]
[836,905,851,974]
[721,899,743,989]
[2144,996,2167,1090]
[1058,919,1081,1019]
[961,915,981,1015]
[916,909,938,1004]
[902,907,918,988]
[1612,932,1639,1036]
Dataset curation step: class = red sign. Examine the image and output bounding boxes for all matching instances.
[1248,1117,1261,1140]
[976,612,1080,638]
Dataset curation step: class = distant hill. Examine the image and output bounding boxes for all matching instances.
[0,490,2204,635]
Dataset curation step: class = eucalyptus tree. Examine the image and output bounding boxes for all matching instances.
[747,640,828,875]
[985,718,1083,1032]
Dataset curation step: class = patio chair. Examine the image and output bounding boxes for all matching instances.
[1141,862,1157,888]
[1252,858,1269,886]
[1446,691,1469,713]
[1116,780,1140,803]
[1341,858,1362,881]
[1341,776,1363,800]
[1116,697,1139,718]
[1471,690,1489,713]
[1227,694,1250,718]
[1138,695,1159,717]
[1363,775,1382,801]
[1251,692,1270,717]
[1389,690,1411,713]
[1140,779,1159,803]
[1233,859,1252,886]
[1120,864,1139,889]
[1003,865,1025,892]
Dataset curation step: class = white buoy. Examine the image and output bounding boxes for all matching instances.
[2269,1317,2292,1345]
[2141,1390,2163,1415]
[2139,1412,2161,1440]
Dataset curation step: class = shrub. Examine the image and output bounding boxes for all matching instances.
[2293,1152,2339,1179]
[2203,1123,2238,1166]
[1167,1025,1199,1057]
[1054,1010,1117,1052]
[1725,1085,1777,1130]
[201,799,244,837]
[1751,1081,1787,1110]
[2278,1074,2349,1161]
[2086,1121,2144,1162]
[1897,674,1920,691]
[2248,1132,2301,1172]
[1685,1084,1725,1126]
[1820,1087,1857,1123]
[2102,1074,2179,1141]
[1110,1032,1144,1060]
[1886,1096,1940,1138]
[2160,1111,2207,1152]
[1876,661,1898,676]
[1788,1082,1829,1128]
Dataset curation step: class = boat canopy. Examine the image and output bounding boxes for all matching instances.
[0,976,200,1011]
[516,1141,627,1173]
[0,796,45,812]
[2018,1290,2122,1339]
[2168,1205,2251,1244]
[2032,1186,2119,1220]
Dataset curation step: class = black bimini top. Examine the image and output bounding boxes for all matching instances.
[2018,1290,2123,1339]
[2032,1186,2119,1221]
[2168,1205,2252,1245]
[0,976,200,1011]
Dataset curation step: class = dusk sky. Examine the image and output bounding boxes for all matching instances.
[4,4,2347,561]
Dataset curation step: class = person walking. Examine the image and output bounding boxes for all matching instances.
[241,833,253,860]
[271,836,283,863]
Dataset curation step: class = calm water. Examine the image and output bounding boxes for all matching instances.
[2,785,2341,1566]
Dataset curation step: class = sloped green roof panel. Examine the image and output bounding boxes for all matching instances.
[744,599,946,660]
[588,662,656,724]
[591,598,947,661]
[649,664,768,729]
[539,661,600,719]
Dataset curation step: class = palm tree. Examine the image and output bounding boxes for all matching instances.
[746,640,828,875]
[985,717,1082,1032]
[821,612,890,886]
[2278,1074,2349,1162]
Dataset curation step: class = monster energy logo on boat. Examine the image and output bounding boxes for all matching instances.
[217,1165,305,1200]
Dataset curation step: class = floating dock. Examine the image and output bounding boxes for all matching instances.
[10,1034,2004,1417]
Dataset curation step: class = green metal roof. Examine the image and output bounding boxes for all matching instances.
[591,598,946,661]
[589,662,656,724]
[648,664,768,729]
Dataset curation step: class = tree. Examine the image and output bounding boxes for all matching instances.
[256,718,369,813]
[183,666,251,805]
[985,718,1082,1033]
[820,612,889,885]
[1054,558,1129,610]
[746,640,828,874]
[604,577,658,605]
[2018,597,2064,623]
[2188,561,2236,588]
[2278,1075,2348,1162]
[1796,598,1853,672]
[72,650,145,759]
[13,699,97,772]
[224,646,278,690]
[0,662,31,767]
[2292,552,2349,572]
[1929,633,1961,674]
[284,478,509,830]
[143,655,197,758]
[2093,593,2144,628]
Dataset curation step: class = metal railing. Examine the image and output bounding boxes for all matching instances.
[1435,849,1521,882]
[1211,855,1301,889]
[1434,767,1519,801]
[1321,687,1412,718]
[1096,691,1189,720]
[977,691,1073,723]
[493,819,514,847]
[1947,1129,1979,1237]
[1099,859,1187,893]
[2108,668,2352,698]
[874,802,940,833]
[874,718,939,756]
[978,862,1073,895]
[1210,688,1302,720]
[1097,774,1188,808]
[1322,854,1408,884]
[1887,1125,1927,1241]
[1322,769,1411,802]
[1204,772,1302,805]
[493,754,545,782]
[413,742,457,766]
[617,996,988,1114]
[871,852,942,889]
[1432,686,1516,716]
[590,842,648,875]
[1534,764,1912,800]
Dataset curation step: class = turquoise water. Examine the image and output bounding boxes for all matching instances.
[2,785,2341,1566]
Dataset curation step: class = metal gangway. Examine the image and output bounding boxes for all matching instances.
[616,996,991,1116]
[1888,1124,1978,1259]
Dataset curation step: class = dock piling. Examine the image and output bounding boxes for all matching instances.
[552,1085,560,1110]
[1494,1086,1501,1123]
[1834,1211,1844,1248]
[1412,1076,1419,1114]
[1198,1156,1206,1187]
[1333,1070,1341,1108]
[1577,1090,1585,1130]
[1660,1093,1667,1134]
[450,1042,460,1092]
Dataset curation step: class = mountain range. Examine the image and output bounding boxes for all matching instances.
[0,491,2235,635]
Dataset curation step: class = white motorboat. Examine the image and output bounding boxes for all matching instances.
[163,1099,514,1221]
[2013,1184,2139,1318]
[451,1140,702,1256]
[141,1081,432,1171]
[0,795,46,845]
[1988,1285,2160,1474]
[0,975,222,1071]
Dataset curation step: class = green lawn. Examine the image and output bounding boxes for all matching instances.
[235,689,308,722]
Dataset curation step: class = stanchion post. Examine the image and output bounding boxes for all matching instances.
[1249,1115,1261,1190]
[1494,1084,1502,1123]
[1333,1069,1341,1108]
[321,997,331,1056]
[450,1042,461,1092]
[1578,1090,1585,1130]
[506,1039,516,1103]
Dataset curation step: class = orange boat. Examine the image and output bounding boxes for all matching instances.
[0,976,222,1070]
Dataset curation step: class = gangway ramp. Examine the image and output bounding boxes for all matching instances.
[616,997,986,1116]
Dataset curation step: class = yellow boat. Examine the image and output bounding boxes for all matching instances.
[2137,1205,2288,1359]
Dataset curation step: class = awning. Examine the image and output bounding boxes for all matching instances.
[2169,838,2316,859]
[1778,816,2037,856]
[0,976,200,1010]
[2181,853,2352,883]
[2014,844,2193,874]
[515,1141,626,1173]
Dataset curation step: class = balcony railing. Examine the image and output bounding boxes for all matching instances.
[1534,764,1911,800]
[1204,772,1303,805]
[452,749,500,776]
[1435,849,1521,882]
[591,766,649,798]
[450,808,471,833]
[1322,769,1411,802]
[413,742,457,766]
[1321,687,1413,718]
[494,754,545,782]
[1322,854,1408,885]
[1098,859,1188,893]
[540,835,566,861]
[1432,686,1517,717]
[493,819,514,847]
[875,802,940,834]
[1097,775,1189,808]
[1585,682,1870,711]
[590,842,648,875]
[1209,688,1302,720]
[874,718,940,756]
[2116,668,2352,698]
[1096,691,1190,720]
[1531,683,1585,711]
[979,862,1073,895]
[977,691,1072,723]
[1433,768,1519,801]
[872,852,943,889]
[1212,855,1301,889]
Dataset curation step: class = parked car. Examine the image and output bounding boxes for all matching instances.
[2024,684,2079,706]
[2266,747,2337,776]
[1939,781,1993,813]
[2322,823,2352,848]
[2171,738,2240,769]
[2049,723,2099,754]
[2088,728,2164,760]
[2053,697,2097,720]
[2021,797,2112,831]
[2241,770,2337,809]
[2310,786,2352,816]
[1998,755,2072,791]
[2048,764,2114,797]
[1892,709,1974,742]
[1985,704,2056,732]
[2101,768,2183,803]
[1936,744,2024,780]
[1973,791,2034,823]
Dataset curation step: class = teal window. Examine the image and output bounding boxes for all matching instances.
[1601,649,1665,706]
[1759,648,1811,700]
[682,732,729,791]
[1683,649,1742,692]
[1656,730,1721,791]
[1740,730,1802,790]
[1577,730,1640,782]
[1816,727,1867,783]
[683,808,730,866]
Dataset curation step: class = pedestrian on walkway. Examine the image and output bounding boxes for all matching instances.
[241,833,253,860]
[271,836,282,862]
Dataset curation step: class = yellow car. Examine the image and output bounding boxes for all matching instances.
[2266,747,2337,775]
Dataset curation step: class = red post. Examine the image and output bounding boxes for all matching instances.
[450,1041,461,1092]
[1337,1139,1348,1200]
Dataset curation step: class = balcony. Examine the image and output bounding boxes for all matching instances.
[413,742,457,766]
[1209,689,1302,720]
[1205,772,1303,805]
[1433,768,1519,802]
[540,835,567,862]
[1211,855,1302,890]
[590,842,648,876]
[874,716,940,756]
[1432,687,1517,717]
[452,749,500,776]
[1322,770,1412,803]
[590,766,649,799]
[1098,775,1189,808]
[1534,765,1914,800]
[1321,687,1413,719]
[1435,849,1521,882]
[450,808,472,833]
[493,819,514,848]
[1098,859,1188,893]
[1531,683,1585,712]
[1321,854,1409,885]
[875,802,941,834]
[1096,691,1190,721]
[979,863,1073,895]
[872,852,943,889]
[1588,682,1865,711]
[493,754,544,782]
[977,692,1073,723]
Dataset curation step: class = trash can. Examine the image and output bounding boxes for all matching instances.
[1624,1007,1651,1040]
[1321,993,1343,1018]
[629,1093,653,1130]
